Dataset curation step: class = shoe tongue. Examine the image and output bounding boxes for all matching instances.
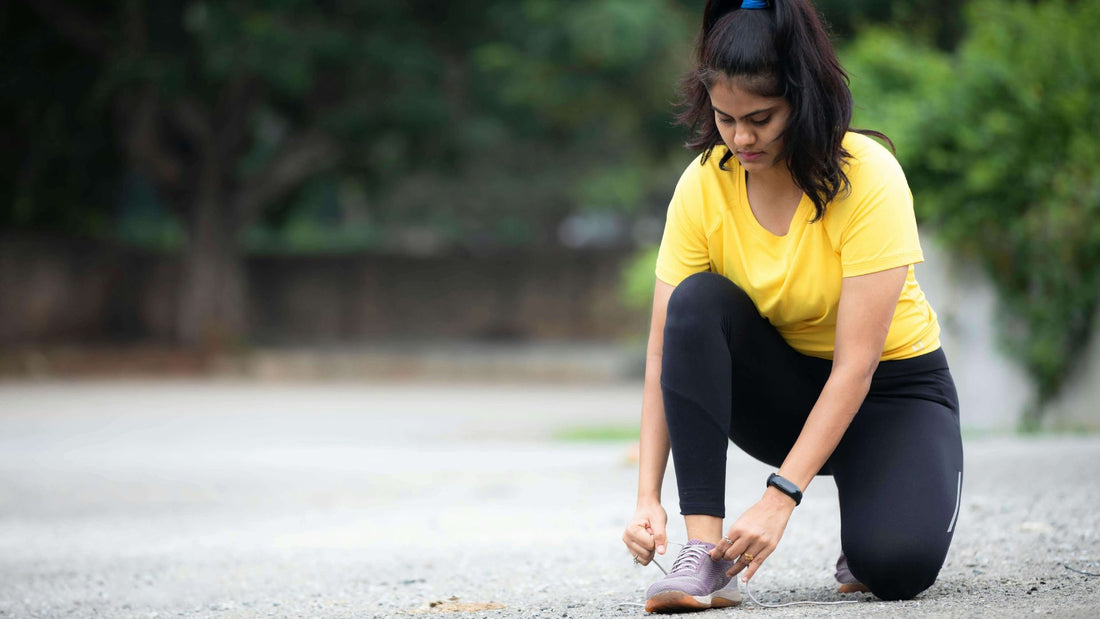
[685,539,716,550]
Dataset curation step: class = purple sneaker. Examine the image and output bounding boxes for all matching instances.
[835,553,870,594]
[645,540,742,613]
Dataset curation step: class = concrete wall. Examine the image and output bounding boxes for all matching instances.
[0,234,644,346]
[2,232,1097,430]
[0,235,170,343]
[917,237,1099,431]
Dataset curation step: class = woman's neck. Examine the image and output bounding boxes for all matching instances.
[745,163,799,195]
[745,165,804,237]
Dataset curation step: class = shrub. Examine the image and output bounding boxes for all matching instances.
[849,1,1100,427]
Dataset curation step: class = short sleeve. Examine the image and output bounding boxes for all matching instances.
[655,160,711,286]
[836,144,924,278]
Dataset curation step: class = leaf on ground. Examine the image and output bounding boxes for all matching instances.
[412,596,506,613]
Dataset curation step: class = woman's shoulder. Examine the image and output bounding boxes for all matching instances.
[823,133,914,230]
[678,146,738,181]
[671,146,739,201]
[667,147,740,233]
[842,132,905,178]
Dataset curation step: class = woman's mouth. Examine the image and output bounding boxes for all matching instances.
[738,151,764,162]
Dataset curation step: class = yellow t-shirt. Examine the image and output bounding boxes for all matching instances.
[655,132,940,361]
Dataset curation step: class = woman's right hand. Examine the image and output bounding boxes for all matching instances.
[622,502,668,565]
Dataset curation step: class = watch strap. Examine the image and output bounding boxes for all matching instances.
[767,473,803,506]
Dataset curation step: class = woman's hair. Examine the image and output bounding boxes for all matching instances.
[676,0,891,221]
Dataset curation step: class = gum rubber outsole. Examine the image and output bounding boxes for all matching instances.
[838,582,871,594]
[645,590,742,614]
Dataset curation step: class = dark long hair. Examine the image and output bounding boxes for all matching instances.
[676,0,891,221]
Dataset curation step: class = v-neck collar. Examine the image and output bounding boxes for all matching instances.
[737,167,808,240]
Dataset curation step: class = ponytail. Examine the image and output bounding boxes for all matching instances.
[676,0,892,221]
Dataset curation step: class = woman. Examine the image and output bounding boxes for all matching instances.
[620,0,963,613]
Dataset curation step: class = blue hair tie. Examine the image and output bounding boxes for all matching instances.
[741,0,767,8]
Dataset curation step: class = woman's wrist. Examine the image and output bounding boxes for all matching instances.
[636,492,662,508]
[762,485,798,509]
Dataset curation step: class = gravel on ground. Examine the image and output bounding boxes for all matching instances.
[0,381,1097,618]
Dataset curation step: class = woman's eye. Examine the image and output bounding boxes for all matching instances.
[717,115,734,125]
[752,116,771,126]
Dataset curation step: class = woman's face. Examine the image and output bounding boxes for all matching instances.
[708,76,791,173]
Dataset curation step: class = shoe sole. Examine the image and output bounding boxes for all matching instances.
[838,582,871,594]
[645,590,741,613]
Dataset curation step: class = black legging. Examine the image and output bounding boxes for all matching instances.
[660,272,964,601]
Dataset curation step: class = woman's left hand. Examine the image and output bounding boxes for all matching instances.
[709,489,796,582]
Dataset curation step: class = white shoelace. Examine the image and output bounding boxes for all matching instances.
[667,543,709,575]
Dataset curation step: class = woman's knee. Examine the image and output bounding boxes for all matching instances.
[665,272,754,329]
[844,537,946,600]
[661,273,747,400]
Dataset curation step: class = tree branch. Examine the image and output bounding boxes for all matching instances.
[122,88,184,187]
[235,130,343,224]
[215,77,260,160]
[172,97,215,148]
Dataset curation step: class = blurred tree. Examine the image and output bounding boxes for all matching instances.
[846,0,1100,426]
[841,28,954,153]
[814,0,964,49]
[10,0,693,347]
[0,2,120,237]
[385,0,695,245]
[3,0,1001,350]
[14,0,355,345]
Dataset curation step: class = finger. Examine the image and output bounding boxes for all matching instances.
[710,533,739,560]
[635,523,658,552]
[725,557,748,578]
[627,520,654,543]
[724,549,754,577]
[623,528,650,550]
[626,539,654,564]
[652,525,668,556]
[623,528,655,562]
[622,534,646,561]
[709,536,726,560]
[739,546,775,582]
[722,536,752,562]
[724,542,763,577]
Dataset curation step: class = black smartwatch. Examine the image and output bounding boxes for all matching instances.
[766,473,803,506]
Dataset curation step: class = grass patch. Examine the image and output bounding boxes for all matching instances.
[960,426,1100,441]
[553,423,640,442]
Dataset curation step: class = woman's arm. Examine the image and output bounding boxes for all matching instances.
[637,279,675,504]
[622,279,676,564]
[713,265,910,581]
[777,264,909,493]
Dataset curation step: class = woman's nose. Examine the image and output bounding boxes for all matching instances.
[734,127,754,148]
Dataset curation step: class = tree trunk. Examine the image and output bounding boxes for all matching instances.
[176,162,245,349]
[171,127,341,348]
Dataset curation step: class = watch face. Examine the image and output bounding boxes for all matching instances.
[768,474,802,504]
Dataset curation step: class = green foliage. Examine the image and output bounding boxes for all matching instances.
[849,1,1100,423]
[815,0,964,49]
[553,423,640,442]
[4,0,700,251]
[843,28,953,153]
[196,0,698,248]
[10,0,1100,400]
[5,0,974,248]
[0,4,119,236]
[620,245,661,311]
[433,0,696,232]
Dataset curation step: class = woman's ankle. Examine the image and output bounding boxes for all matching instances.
[684,514,724,544]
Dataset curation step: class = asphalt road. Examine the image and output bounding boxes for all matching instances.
[1,381,1097,618]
